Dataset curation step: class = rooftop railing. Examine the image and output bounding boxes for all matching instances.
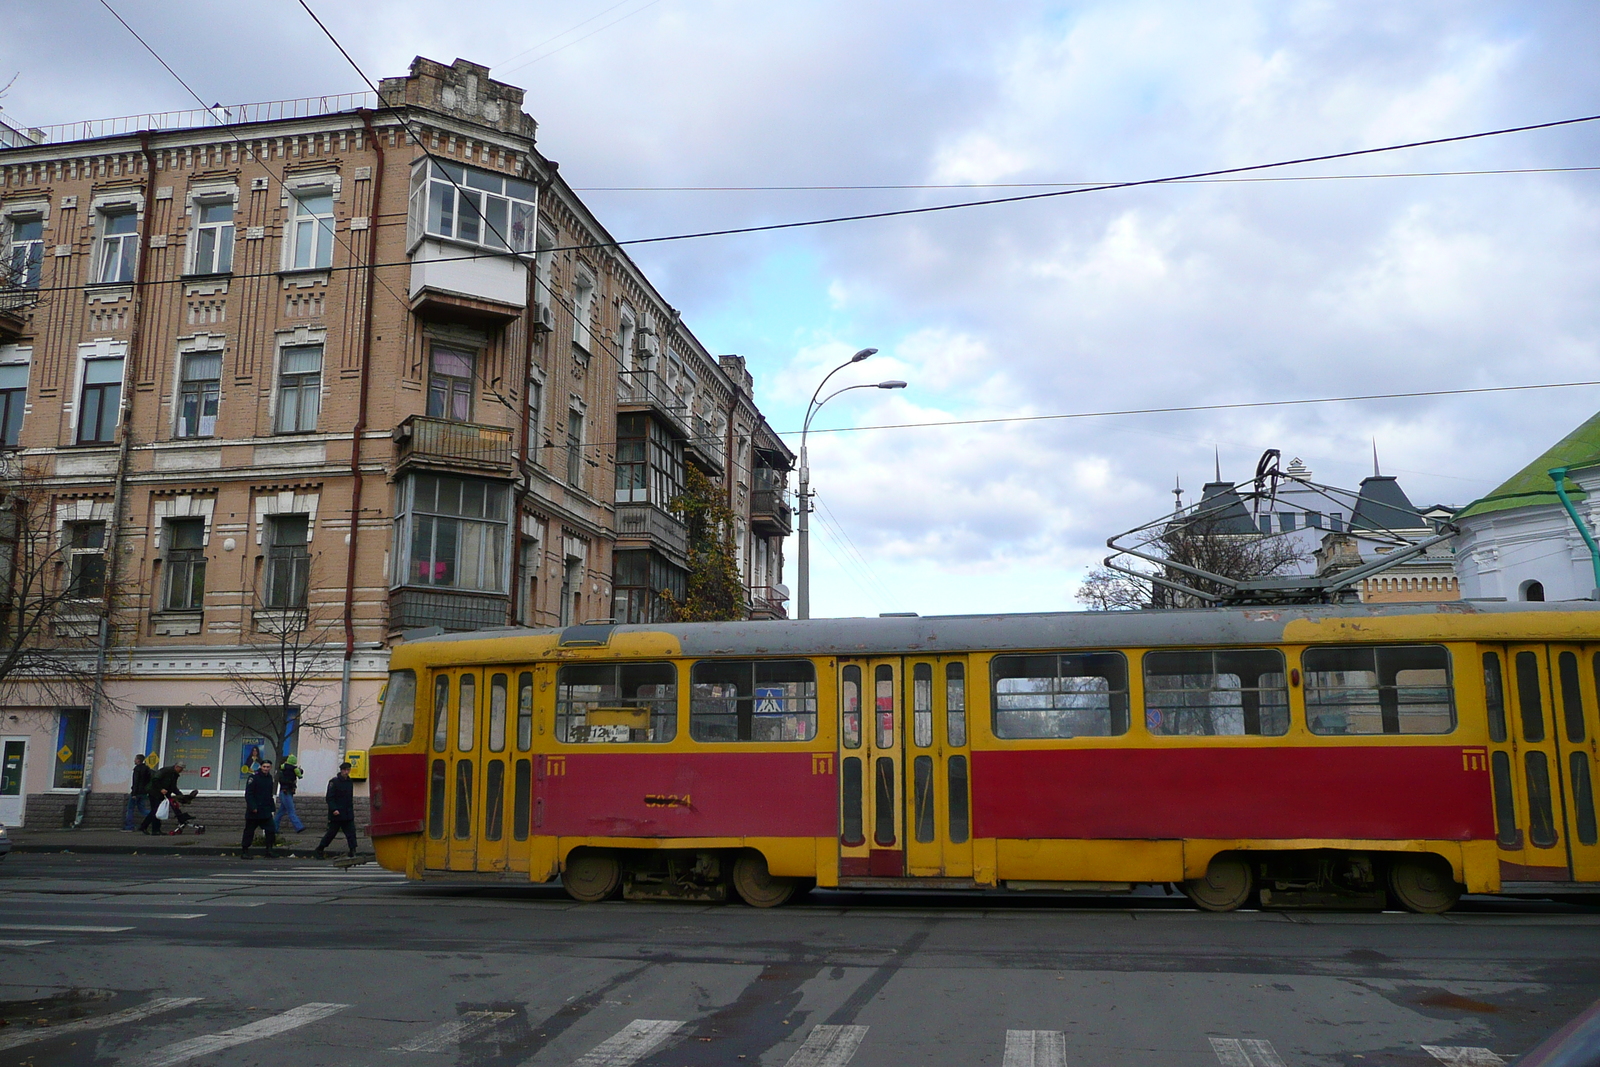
[3,92,379,148]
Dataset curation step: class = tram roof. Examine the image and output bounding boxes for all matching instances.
[399,600,1600,659]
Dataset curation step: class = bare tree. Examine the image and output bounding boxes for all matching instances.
[1078,508,1307,610]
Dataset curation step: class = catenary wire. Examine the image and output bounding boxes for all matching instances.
[813,492,897,605]
[498,0,668,74]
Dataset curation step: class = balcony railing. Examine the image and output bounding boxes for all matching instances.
[8,93,379,148]
[750,488,792,535]
[615,502,689,562]
[617,369,692,439]
[748,585,790,619]
[393,415,515,475]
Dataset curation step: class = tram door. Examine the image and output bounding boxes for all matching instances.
[422,668,485,872]
[1493,645,1600,881]
[838,656,973,880]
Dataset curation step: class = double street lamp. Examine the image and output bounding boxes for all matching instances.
[796,347,907,620]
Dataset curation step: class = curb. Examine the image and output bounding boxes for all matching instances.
[8,841,374,858]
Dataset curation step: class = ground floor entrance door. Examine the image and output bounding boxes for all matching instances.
[0,738,26,826]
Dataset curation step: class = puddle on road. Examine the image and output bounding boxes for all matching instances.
[0,987,115,1032]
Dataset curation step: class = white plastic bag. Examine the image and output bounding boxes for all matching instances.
[155,799,172,820]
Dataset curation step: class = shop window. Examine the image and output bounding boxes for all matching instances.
[556,662,677,743]
[993,652,1129,739]
[1145,649,1288,737]
[52,708,89,788]
[690,659,817,742]
[1303,645,1454,735]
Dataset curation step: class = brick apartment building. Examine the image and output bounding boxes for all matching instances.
[0,57,794,827]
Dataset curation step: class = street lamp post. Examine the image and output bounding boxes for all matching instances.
[797,348,906,620]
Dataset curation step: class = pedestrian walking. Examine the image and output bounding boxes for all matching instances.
[122,753,152,831]
[274,754,306,834]
[240,758,279,858]
[314,762,359,859]
[139,762,189,835]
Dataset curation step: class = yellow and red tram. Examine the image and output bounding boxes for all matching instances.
[366,602,1600,912]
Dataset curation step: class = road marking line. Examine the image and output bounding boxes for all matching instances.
[1003,1029,1068,1067]
[0,939,53,946]
[570,1019,684,1067]
[138,1002,349,1067]
[1211,1038,1287,1067]
[0,923,134,932]
[785,1025,870,1067]
[0,996,202,1053]
[392,1010,517,1052]
[1423,1047,1507,1067]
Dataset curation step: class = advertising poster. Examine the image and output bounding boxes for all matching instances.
[165,707,224,793]
[237,739,268,786]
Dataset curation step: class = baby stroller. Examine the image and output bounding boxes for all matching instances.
[162,789,205,835]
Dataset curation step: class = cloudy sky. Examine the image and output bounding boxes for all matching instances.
[6,1,1599,617]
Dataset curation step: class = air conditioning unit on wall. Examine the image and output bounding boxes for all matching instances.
[533,303,555,331]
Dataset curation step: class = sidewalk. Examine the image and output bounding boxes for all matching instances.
[5,826,375,858]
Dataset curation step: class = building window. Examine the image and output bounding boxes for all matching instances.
[0,354,28,447]
[163,518,206,612]
[411,160,537,252]
[427,346,475,422]
[275,345,322,433]
[618,310,635,374]
[572,273,595,352]
[65,521,107,600]
[566,408,584,486]
[190,198,234,275]
[289,190,334,270]
[399,474,509,593]
[53,708,90,789]
[175,351,221,438]
[265,514,310,608]
[95,207,139,284]
[559,554,581,626]
[615,414,685,506]
[527,378,543,466]
[5,214,43,289]
[613,549,685,624]
[77,356,124,444]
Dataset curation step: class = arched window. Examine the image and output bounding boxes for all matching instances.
[1523,580,1546,602]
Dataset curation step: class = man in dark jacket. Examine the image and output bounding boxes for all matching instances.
[314,762,358,859]
[240,759,278,858]
[139,762,188,835]
[123,753,152,831]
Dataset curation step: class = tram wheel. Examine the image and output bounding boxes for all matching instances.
[1388,854,1462,914]
[1183,855,1255,912]
[562,850,622,903]
[732,850,798,908]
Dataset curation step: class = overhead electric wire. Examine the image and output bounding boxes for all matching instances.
[814,492,897,604]
[497,0,667,74]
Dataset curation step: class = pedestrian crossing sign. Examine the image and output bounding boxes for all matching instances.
[754,687,785,714]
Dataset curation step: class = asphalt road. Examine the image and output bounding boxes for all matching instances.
[1,853,1598,1067]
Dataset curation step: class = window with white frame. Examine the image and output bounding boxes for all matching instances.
[572,271,595,352]
[618,308,635,375]
[5,213,43,289]
[64,520,107,600]
[426,345,475,422]
[534,230,555,313]
[265,514,310,609]
[77,351,125,445]
[288,189,334,270]
[175,350,221,438]
[397,473,510,593]
[410,160,537,252]
[275,344,322,433]
[163,517,206,612]
[565,407,585,486]
[95,207,139,284]
[0,346,29,447]
[527,376,544,467]
[190,197,235,275]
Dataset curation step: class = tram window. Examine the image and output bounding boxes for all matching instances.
[841,756,864,846]
[556,662,677,743]
[374,670,416,746]
[875,664,894,747]
[517,673,533,751]
[1303,645,1453,735]
[489,674,508,752]
[1484,652,1508,743]
[947,755,970,844]
[428,759,446,839]
[483,760,505,841]
[946,663,966,747]
[1558,651,1586,743]
[454,761,474,839]
[512,759,531,841]
[691,659,817,742]
[992,652,1128,739]
[912,756,935,842]
[874,756,896,846]
[841,665,862,749]
[1525,750,1558,848]
[913,664,933,747]
[432,675,449,752]
[457,675,476,752]
[1571,753,1598,846]
[1515,651,1545,742]
[1146,650,1287,737]
[1491,750,1520,848]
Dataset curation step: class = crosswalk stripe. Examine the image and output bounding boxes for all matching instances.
[0,939,53,946]
[0,996,202,1053]
[138,1002,349,1067]
[1003,1029,1068,1067]
[1211,1038,1287,1067]
[0,923,134,932]
[1423,1046,1507,1067]
[784,1025,870,1067]
[570,1019,684,1067]
[392,1010,517,1052]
